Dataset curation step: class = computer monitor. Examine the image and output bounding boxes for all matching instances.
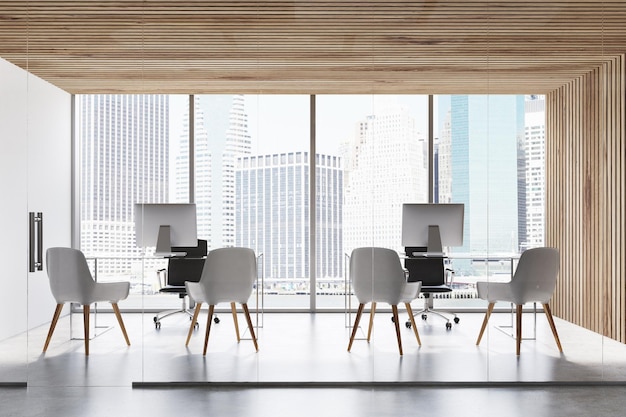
[134,203,198,254]
[401,203,464,253]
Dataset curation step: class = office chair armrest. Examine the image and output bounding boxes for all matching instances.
[156,268,167,289]
[445,268,455,286]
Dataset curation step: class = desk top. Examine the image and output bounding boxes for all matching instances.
[404,252,446,258]
[155,251,188,258]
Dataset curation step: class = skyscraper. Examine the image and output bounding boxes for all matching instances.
[524,95,546,249]
[235,152,343,282]
[437,95,525,257]
[175,95,252,249]
[78,94,169,273]
[342,105,428,255]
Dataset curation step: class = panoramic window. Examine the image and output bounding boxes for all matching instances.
[76,94,544,312]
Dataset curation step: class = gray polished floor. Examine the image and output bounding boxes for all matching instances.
[2,310,626,416]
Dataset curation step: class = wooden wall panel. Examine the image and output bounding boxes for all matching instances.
[547,55,626,343]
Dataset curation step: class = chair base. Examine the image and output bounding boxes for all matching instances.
[153,293,219,329]
[153,308,196,329]
[409,294,459,330]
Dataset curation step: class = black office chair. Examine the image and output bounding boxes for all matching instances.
[404,246,459,330]
[153,239,211,329]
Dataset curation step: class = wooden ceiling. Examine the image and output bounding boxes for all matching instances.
[1,1,625,95]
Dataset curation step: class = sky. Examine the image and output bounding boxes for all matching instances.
[248,94,432,155]
[170,94,433,157]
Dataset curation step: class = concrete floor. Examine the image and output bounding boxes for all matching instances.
[1,310,626,416]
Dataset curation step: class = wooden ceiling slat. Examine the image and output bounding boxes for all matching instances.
[0,1,624,94]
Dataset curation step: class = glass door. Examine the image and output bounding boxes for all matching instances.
[0,57,29,385]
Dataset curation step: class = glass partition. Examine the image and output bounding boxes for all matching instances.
[71,95,620,385]
[0,58,28,386]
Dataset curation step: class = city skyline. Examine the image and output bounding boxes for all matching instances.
[77,94,545,287]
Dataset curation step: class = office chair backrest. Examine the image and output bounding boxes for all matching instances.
[167,257,205,286]
[199,247,257,304]
[46,247,96,305]
[171,239,207,258]
[166,239,207,286]
[511,247,560,304]
[350,247,407,305]
[404,257,445,285]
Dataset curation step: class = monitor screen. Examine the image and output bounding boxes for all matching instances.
[134,203,198,251]
[401,203,464,249]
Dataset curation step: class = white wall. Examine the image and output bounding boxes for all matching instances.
[0,58,29,340]
[0,57,71,340]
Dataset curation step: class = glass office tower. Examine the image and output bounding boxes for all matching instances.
[235,152,343,293]
[438,95,526,264]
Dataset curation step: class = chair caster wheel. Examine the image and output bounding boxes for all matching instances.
[421,314,427,320]
[155,321,161,329]
[391,316,396,323]
[446,322,452,330]
[194,322,199,330]
[405,321,412,329]
[214,317,220,324]
[454,317,460,324]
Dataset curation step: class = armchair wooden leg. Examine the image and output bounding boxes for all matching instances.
[202,305,215,356]
[392,304,403,355]
[476,302,495,345]
[111,303,130,346]
[543,303,563,352]
[348,303,365,352]
[405,303,421,346]
[367,302,376,342]
[186,303,202,347]
[231,302,241,342]
[242,303,259,352]
[516,304,522,355]
[43,303,64,352]
[84,305,90,356]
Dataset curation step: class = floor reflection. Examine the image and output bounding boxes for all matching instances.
[2,311,625,386]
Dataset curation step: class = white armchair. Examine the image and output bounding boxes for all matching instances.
[44,247,131,355]
[347,247,422,355]
[185,247,259,355]
[475,247,563,355]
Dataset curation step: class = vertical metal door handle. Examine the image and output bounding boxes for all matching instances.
[29,212,43,272]
[37,212,43,270]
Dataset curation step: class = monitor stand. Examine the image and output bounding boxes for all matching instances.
[427,225,443,255]
[155,225,172,254]
[154,225,188,257]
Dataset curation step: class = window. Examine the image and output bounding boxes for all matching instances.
[76,94,545,311]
